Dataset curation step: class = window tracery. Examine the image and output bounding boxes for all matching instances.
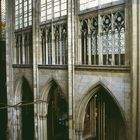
[114,11,125,65]
[15,31,32,64]
[102,14,112,65]
[80,10,125,66]
[41,24,67,65]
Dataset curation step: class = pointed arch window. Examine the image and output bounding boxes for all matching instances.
[40,24,67,65]
[61,26,67,64]
[47,84,68,140]
[41,29,46,64]
[83,90,126,140]
[91,17,98,65]
[81,20,88,64]
[102,14,113,65]
[114,11,125,65]
[79,10,126,66]
[15,34,22,64]
[55,27,60,64]
[48,29,52,64]
[15,31,32,64]
[21,78,34,140]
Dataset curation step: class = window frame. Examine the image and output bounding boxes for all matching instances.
[78,4,127,66]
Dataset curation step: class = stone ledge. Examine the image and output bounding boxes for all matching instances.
[13,64,130,72]
[38,64,68,69]
[13,64,33,68]
[75,65,130,72]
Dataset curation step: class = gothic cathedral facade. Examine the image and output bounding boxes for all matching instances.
[4,0,140,140]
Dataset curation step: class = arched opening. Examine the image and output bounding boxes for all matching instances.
[21,77,34,140]
[81,20,88,64]
[47,82,68,140]
[83,87,126,140]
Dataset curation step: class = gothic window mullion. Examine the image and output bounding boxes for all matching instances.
[78,21,82,64]
[65,35,68,64]
[16,35,20,64]
[98,15,102,65]
[57,35,60,64]
[91,32,97,65]
[50,35,52,65]
[42,30,46,64]
[44,31,47,64]
[48,31,52,65]
[64,28,67,64]
[64,35,67,64]
[56,28,59,64]
[62,35,65,64]
[26,33,30,64]
[91,32,94,64]
[59,25,62,65]
[111,13,115,66]
[61,27,67,64]
[19,35,22,64]
[55,34,59,65]
[45,29,48,64]
[118,32,121,65]
[87,19,92,65]
[22,33,25,64]
[81,20,88,65]
[24,34,27,64]
[81,30,84,64]
[48,36,50,64]
[84,30,87,64]
[28,31,32,64]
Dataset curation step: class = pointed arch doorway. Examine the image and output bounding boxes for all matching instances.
[47,82,68,140]
[80,86,126,140]
[21,77,34,140]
